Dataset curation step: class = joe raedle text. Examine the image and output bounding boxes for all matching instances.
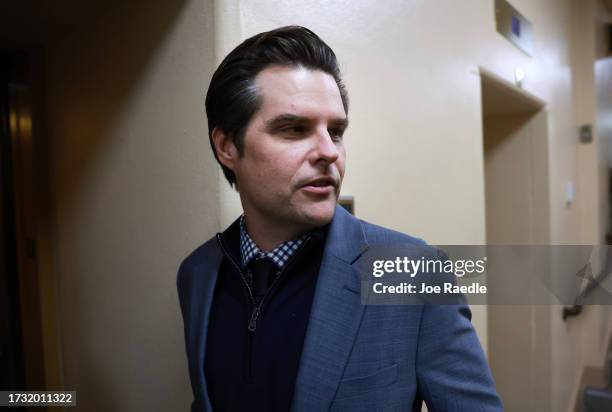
[372,282,487,295]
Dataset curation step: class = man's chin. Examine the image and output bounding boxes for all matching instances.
[301,203,336,228]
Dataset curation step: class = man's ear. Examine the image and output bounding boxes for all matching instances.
[211,127,239,170]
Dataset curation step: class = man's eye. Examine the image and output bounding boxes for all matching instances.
[329,128,344,141]
[281,125,306,135]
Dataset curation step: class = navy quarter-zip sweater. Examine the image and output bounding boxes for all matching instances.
[204,218,327,412]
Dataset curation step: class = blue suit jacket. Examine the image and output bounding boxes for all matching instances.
[177,206,503,411]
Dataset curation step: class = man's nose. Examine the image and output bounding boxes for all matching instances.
[311,128,340,164]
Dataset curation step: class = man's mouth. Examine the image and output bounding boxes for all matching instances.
[301,177,337,195]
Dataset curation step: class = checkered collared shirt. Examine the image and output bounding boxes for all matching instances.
[239,215,309,270]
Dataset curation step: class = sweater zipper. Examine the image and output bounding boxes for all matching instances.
[215,233,306,332]
[246,259,294,331]
[215,234,275,332]
[216,234,256,309]
[215,232,310,381]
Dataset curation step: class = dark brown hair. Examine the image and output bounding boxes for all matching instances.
[205,25,349,186]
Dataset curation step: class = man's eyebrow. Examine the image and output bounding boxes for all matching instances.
[264,114,310,129]
[329,117,349,129]
[264,113,349,129]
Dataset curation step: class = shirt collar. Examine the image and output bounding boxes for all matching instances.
[239,215,309,269]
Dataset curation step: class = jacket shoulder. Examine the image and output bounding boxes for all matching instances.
[180,236,219,269]
[177,236,222,288]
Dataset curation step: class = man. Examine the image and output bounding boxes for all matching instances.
[177,26,503,411]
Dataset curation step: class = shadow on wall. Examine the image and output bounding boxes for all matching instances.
[44,0,192,410]
[47,0,187,209]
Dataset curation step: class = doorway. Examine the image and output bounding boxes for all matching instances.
[0,51,27,397]
[480,67,551,411]
[0,50,53,405]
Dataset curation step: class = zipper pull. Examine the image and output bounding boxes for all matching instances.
[248,306,261,332]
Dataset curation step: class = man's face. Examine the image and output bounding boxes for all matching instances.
[231,65,347,233]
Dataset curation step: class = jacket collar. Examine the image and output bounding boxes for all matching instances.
[325,204,369,264]
[291,205,370,411]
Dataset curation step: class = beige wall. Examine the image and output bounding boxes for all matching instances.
[565,2,612,411]
[229,0,588,246]
[44,0,217,410]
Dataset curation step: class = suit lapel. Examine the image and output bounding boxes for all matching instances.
[291,206,369,411]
